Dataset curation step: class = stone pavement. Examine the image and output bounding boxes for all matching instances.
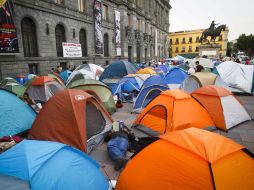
[90,95,254,180]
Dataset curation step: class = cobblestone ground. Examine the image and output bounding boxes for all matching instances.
[90,95,254,180]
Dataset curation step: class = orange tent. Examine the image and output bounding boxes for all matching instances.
[136,68,156,75]
[28,89,113,153]
[192,85,251,131]
[116,127,254,190]
[31,76,54,86]
[133,89,214,135]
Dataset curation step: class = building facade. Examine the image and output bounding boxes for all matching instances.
[169,28,229,58]
[0,0,171,79]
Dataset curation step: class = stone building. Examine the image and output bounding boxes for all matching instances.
[0,0,171,79]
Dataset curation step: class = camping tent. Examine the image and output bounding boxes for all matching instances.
[132,75,169,113]
[116,127,254,190]
[48,73,65,86]
[177,63,190,71]
[181,72,229,93]
[191,85,251,131]
[133,90,214,136]
[100,60,138,81]
[0,77,17,87]
[136,68,156,75]
[214,61,254,94]
[0,140,109,190]
[26,76,64,103]
[66,78,116,114]
[1,82,26,97]
[0,89,36,137]
[28,90,113,153]
[163,67,188,89]
[66,64,104,85]
[60,70,72,83]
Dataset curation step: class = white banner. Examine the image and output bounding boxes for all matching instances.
[115,10,121,56]
[62,43,82,57]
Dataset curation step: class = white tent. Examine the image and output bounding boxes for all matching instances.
[66,64,104,85]
[215,61,254,94]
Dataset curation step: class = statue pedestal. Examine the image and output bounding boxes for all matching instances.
[198,44,221,59]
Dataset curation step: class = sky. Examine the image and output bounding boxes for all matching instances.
[170,0,254,40]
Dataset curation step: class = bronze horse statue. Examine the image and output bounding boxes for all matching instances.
[200,25,226,43]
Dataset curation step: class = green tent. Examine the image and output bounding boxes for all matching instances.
[0,78,17,88]
[66,78,116,114]
[3,83,26,97]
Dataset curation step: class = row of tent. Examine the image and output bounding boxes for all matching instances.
[0,89,114,189]
[133,87,252,133]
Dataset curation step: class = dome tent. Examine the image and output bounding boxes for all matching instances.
[0,140,109,190]
[116,128,254,190]
[28,90,113,153]
[191,85,251,131]
[133,90,214,136]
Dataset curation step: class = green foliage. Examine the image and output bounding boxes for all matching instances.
[236,34,254,56]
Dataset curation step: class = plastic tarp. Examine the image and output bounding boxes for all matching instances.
[216,61,254,93]
[0,89,36,137]
[0,140,109,190]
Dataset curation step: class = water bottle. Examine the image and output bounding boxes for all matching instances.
[119,120,124,130]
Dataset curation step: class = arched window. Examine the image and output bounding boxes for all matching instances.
[21,18,38,57]
[103,33,109,57]
[55,24,66,57]
[79,29,87,57]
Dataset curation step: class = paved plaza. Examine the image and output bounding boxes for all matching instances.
[90,95,254,180]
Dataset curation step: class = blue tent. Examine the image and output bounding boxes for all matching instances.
[100,60,138,81]
[112,75,144,102]
[60,70,72,83]
[132,75,169,112]
[163,67,188,88]
[0,89,36,137]
[0,140,109,190]
[154,65,169,74]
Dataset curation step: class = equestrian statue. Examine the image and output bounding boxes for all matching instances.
[200,21,226,43]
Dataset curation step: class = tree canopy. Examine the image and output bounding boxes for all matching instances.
[236,34,254,57]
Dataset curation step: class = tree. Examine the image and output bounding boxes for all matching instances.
[236,34,254,57]
[226,42,233,57]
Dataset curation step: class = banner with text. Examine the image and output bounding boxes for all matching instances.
[62,43,82,57]
[0,0,19,54]
[94,0,103,54]
[115,10,121,56]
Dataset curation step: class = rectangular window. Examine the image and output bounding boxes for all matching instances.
[60,62,67,70]
[181,46,185,53]
[195,46,199,52]
[182,38,186,44]
[55,0,64,5]
[175,38,179,44]
[78,0,85,12]
[189,37,192,43]
[188,46,192,52]
[170,39,173,45]
[28,64,38,74]
[102,4,108,20]
[175,47,179,53]
[196,36,200,42]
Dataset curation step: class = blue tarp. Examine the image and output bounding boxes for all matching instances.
[163,67,188,85]
[100,61,138,81]
[0,140,109,190]
[0,89,36,137]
